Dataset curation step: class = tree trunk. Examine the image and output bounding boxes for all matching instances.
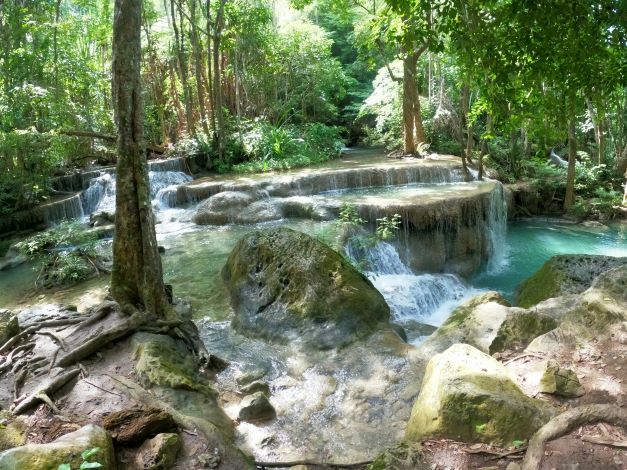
[459,84,470,172]
[190,0,210,136]
[212,1,227,161]
[402,54,416,155]
[479,113,492,181]
[111,0,168,317]
[171,0,194,133]
[564,112,577,210]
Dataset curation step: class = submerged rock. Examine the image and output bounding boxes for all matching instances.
[238,392,276,423]
[405,344,555,446]
[538,360,584,397]
[0,424,115,470]
[222,227,390,349]
[516,254,627,308]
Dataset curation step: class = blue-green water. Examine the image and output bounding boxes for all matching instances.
[471,220,627,301]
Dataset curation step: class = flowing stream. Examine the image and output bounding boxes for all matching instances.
[1,152,626,461]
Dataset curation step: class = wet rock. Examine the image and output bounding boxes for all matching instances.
[135,433,180,470]
[516,254,627,308]
[238,392,276,423]
[0,424,115,470]
[237,199,282,224]
[539,360,584,397]
[89,211,115,227]
[405,344,555,446]
[240,381,271,396]
[222,227,390,349]
[235,369,268,386]
[103,406,177,445]
[0,309,18,346]
[193,191,256,225]
[390,323,407,342]
[419,292,556,355]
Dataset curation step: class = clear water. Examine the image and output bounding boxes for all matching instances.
[471,220,627,301]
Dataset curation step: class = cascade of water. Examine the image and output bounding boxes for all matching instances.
[485,182,508,271]
[81,170,192,215]
[42,194,85,226]
[371,272,470,324]
[347,240,474,327]
[148,157,186,172]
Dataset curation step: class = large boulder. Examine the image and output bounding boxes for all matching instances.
[516,254,626,308]
[222,227,391,349]
[0,424,115,470]
[405,344,555,446]
[418,292,556,356]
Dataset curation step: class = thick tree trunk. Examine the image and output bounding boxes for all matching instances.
[564,113,577,210]
[111,0,168,317]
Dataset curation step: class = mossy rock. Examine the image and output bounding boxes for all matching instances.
[132,332,216,398]
[366,443,427,470]
[0,424,115,470]
[222,227,390,349]
[489,310,558,354]
[0,416,26,452]
[405,344,555,446]
[538,360,584,397]
[0,309,18,346]
[516,255,626,308]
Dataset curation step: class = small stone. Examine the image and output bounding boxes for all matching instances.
[506,464,522,470]
[539,360,584,398]
[240,381,270,396]
[238,392,276,423]
[197,449,221,469]
[135,433,180,470]
[0,309,19,346]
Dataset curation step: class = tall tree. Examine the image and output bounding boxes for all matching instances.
[111,0,169,316]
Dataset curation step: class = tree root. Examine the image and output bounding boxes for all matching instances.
[105,373,231,443]
[12,368,81,415]
[521,404,627,470]
[55,311,146,367]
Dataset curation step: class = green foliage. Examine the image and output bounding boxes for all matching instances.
[338,202,365,227]
[375,214,401,241]
[16,221,104,288]
[57,447,103,470]
[230,121,344,173]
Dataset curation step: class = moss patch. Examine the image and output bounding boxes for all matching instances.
[516,255,626,308]
[489,311,558,354]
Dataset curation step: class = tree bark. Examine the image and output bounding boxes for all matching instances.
[564,111,577,210]
[171,0,194,133]
[111,0,168,317]
[189,0,210,136]
[459,84,470,172]
[402,52,419,154]
[212,0,227,161]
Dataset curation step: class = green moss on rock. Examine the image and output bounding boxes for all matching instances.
[489,311,557,354]
[405,344,555,446]
[516,255,626,308]
[539,360,584,397]
[0,417,26,452]
[0,425,115,470]
[222,227,390,349]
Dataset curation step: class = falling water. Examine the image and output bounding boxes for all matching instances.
[80,170,192,215]
[485,182,508,271]
[346,241,475,327]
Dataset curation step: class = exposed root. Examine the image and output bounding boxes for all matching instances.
[521,404,627,470]
[55,311,146,367]
[12,368,81,415]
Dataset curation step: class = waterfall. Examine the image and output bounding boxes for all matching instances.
[41,194,85,226]
[346,240,474,327]
[485,182,508,271]
[81,170,192,215]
